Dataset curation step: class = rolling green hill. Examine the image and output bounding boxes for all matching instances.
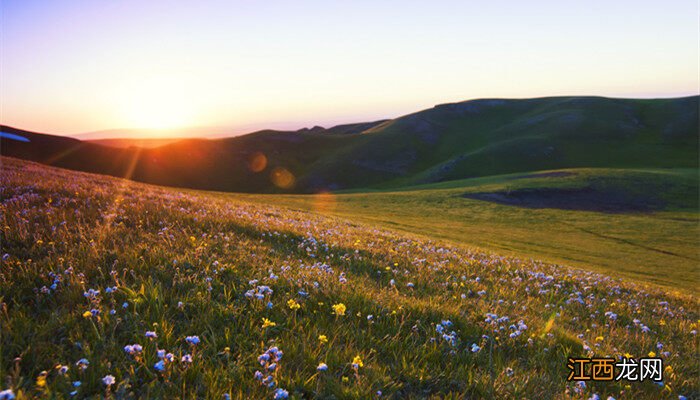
[2,96,697,193]
[225,167,699,293]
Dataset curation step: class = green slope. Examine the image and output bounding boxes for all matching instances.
[298,96,699,190]
[225,167,699,293]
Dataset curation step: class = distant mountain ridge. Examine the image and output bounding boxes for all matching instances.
[2,96,698,193]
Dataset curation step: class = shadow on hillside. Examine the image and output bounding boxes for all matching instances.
[462,187,664,213]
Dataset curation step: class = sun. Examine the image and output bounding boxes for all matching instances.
[116,75,196,132]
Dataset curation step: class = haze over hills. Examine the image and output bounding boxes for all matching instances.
[1,96,698,193]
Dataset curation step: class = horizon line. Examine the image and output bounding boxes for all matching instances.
[2,92,698,140]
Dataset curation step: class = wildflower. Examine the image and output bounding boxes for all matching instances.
[122,302,129,309]
[154,360,165,372]
[332,303,346,316]
[254,371,264,380]
[595,336,604,342]
[648,351,656,357]
[186,336,200,345]
[505,367,514,377]
[157,349,166,359]
[317,362,328,371]
[36,371,47,387]
[258,353,271,365]
[124,344,143,355]
[177,301,184,309]
[287,299,301,311]
[471,343,481,353]
[75,359,89,370]
[102,375,115,386]
[0,390,15,400]
[58,365,69,375]
[318,335,328,344]
[262,318,277,329]
[145,331,157,339]
[181,354,193,363]
[407,282,414,288]
[273,388,289,399]
[82,311,92,318]
[352,355,363,369]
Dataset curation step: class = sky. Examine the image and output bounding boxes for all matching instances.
[1,0,698,137]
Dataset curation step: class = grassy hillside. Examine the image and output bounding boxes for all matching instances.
[2,96,697,193]
[1,158,698,399]
[228,168,699,293]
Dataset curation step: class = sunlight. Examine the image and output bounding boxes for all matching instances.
[117,75,195,132]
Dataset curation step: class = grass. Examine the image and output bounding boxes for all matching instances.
[1,157,698,399]
[227,168,700,294]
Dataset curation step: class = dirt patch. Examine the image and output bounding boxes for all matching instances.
[463,187,664,213]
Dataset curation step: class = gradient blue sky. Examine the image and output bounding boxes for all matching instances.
[1,0,698,136]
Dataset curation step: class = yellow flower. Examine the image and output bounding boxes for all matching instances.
[624,353,633,358]
[82,311,92,318]
[648,351,656,357]
[332,303,346,316]
[262,318,276,329]
[352,355,364,368]
[659,319,666,326]
[595,336,604,342]
[287,299,301,311]
[36,371,47,387]
[318,335,328,344]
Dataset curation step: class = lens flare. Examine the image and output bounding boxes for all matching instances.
[270,167,295,189]
[247,152,268,173]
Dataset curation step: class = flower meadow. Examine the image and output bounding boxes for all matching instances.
[0,157,698,399]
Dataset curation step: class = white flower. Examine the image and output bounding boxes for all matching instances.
[102,375,115,386]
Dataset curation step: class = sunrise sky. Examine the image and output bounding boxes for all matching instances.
[1,0,698,137]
